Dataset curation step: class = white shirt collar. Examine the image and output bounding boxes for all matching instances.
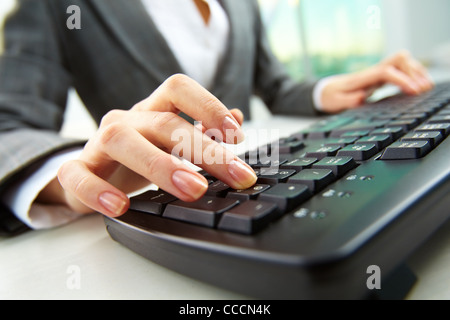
[141,0,230,89]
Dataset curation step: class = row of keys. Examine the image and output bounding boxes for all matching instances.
[129,181,313,235]
[291,97,449,141]
[128,155,359,235]
[379,105,450,160]
[381,123,449,160]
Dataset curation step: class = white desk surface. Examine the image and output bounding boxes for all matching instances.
[1,114,449,300]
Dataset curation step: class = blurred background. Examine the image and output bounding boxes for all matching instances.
[258,0,450,80]
[1,0,450,135]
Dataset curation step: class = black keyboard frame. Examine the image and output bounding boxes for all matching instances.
[104,86,450,300]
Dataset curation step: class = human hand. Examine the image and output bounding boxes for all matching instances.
[319,50,434,113]
[40,74,257,218]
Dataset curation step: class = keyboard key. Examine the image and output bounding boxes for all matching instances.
[339,130,371,139]
[370,127,404,140]
[300,116,356,139]
[288,169,335,193]
[312,156,358,177]
[257,168,296,184]
[129,190,178,215]
[218,200,278,234]
[355,135,392,150]
[337,143,378,161]
[163,197,240,227]
[415,123,450,136]
[380,141,432,160]
[323,137,358,148]
[329,119,388,137]
[226,184,271,201]
[281,157,318,170]
[305,145,340,160]
[252,158,288,168]
[272,140,305,154]
[278,136,300,144]
[401,131,443,147]
[259,183,311,213]
[386,119,419,131]
[243,146,271,164]
[398,113,428,122]
[427,115,450,124]
[205,180,231,197]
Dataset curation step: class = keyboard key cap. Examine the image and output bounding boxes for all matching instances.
[272,140,305,154]
[257,168,296,184]
[323,137,358,148]
[305,145,340,160]
[370,127,404,140]
[278,136,300,144]
[339,130,371,139]
[252,158,288,168]
[226,184,271,201]
[427,115,450,124]
[205,180,231,197]
[386,119,419,131]
[415,123,450,136]
[281,157,318,170]
[380,141,432,160]
[355,135,392,150]
[218,200,278,234]
[398,112,428,122]
[129,190,178,215]
[163,197,240,227]
[312,156,358,177]
[288,169,335,193]
[401,131,443,147]
[300,116,356,139]
[337,143,378,161]
[259,183,312,213]
[329,119,388,137]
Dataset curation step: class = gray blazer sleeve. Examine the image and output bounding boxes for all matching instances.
[251,0,319,117]
[0,0,83,192]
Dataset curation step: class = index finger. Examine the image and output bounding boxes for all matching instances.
[132,74,245,144]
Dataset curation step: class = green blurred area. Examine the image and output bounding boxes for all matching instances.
[259,0,385,80]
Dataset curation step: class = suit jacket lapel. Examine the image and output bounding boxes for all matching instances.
[91,0,183,82]
[90,0,247,99]
[210,0,251,101]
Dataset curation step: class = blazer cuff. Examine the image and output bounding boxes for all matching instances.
[1,147,84,229]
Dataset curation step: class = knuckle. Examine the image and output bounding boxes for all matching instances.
[99,109,126,127]
[143,153,168,178]
[97,122,126,149]
[164,73,191,91]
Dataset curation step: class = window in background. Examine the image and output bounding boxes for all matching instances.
[258,0,385,80]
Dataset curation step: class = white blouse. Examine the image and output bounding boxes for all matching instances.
[141,0,230,90]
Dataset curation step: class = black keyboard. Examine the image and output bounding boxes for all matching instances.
[104,83,450,299]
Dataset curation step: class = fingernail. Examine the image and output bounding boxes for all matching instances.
[223,116,245,144]
[228,160,257,189]
[172,170,208,200]
[99,192,128,217]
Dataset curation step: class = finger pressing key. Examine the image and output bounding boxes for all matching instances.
[132,74,245,144]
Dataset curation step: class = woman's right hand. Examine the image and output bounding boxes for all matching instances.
[38,74,257,218]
